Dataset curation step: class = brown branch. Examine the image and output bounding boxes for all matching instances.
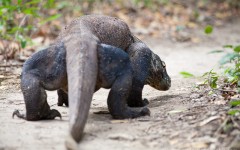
[214,88,237,93]
[231,116,240,130]
[0,64,23,67]
[215,116,230,134]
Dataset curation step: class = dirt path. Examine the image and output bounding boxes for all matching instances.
[0,21,240,150]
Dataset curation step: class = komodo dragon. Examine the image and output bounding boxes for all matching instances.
[12,15,171,147]
[57,42,171,107]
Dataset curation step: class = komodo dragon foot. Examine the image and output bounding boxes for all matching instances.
[12,109,62,120]
[112,106,150,119]
[57,89,68,107]
[143,98,150,105]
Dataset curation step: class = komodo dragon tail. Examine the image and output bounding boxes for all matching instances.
[64,33,98,149]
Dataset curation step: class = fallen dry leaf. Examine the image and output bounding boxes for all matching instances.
[110,119,129,124]
[108,133,135,141]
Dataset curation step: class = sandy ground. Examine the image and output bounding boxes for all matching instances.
[0,20,240,150]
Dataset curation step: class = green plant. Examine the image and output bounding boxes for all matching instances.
[0,0,61,48]
[203,24,240,89]
[133,0,169,9]
[203,45,240,95]
[228,100,240,115]
[219,45,240,85]
[203,25,240,118]
[202,69,219,89]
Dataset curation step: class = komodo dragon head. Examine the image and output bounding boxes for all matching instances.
[128,42,171,91]
[147,52,171,91]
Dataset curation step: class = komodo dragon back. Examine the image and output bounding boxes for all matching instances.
[57,15,134,51]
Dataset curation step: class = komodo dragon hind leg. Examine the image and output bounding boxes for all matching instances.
[65,34,98,144]
[13,73,62,121]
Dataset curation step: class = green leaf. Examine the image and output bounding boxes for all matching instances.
[39,14,62,25]
[18,0,22,4]
[202,72,209,77]
[234,45,240,52]
[23,8,38,16]
[223,45,233,49]
[25,0,41,5]
[230,76,238,84]
[208,50,224,54]
[202,69,214,77]
[210,77,218,89]
[179,71,194,78]
[20,39,27,48]
[204,25,213,34]
[219,53,238,65]
[228,109,240,115]
[45,0,55,8]
[230,100,240,107]
[208,90,214,95]
[8,26,24,34]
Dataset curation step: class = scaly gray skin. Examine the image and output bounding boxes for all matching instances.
[12,15,171,146]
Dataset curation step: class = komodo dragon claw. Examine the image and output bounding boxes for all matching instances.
[12,110,25,119]
[12,109,62,120]
[47,109,62,120]
[143,98,149,105]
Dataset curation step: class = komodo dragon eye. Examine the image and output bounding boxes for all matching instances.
[162,61,166,68]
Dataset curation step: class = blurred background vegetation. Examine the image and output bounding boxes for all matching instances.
[0,0,239,61]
